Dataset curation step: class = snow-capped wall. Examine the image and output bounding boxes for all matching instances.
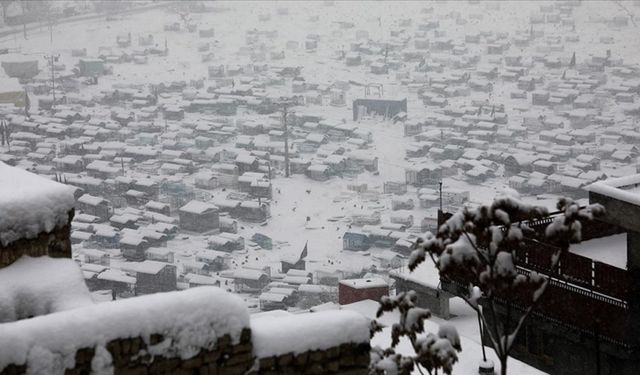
[251,310,370,357]
[0,162,76,247]
[0,286,372,374]
[0,287,250,373]
[250,310,371,374]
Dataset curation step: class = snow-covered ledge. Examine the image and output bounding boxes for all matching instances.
[587,173,640,233]
[0,287,252,374]
[0,162,76,267]
[586,174,640,207]
[250,310,371,374]
[0,256,93,323]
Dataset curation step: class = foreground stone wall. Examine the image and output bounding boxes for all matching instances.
[0,210,73,268]
[0,329,371,375]
[1,329,254,375]
[249,342,370,375]
[0,285,371,375]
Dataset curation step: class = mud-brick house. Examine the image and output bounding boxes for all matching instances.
[121,260,177,295]
[196,249,228,271]
[179,200,220,233]
[338,278,388,305]
[229,268,270,292]
[145,247,174,263]
[120,234,149,261]
[54,155,85,173]
[343,231,371,251]
[109,213,139,230]
[304,164,329,181]
[194,172,219,190]
[235,154,260,174]
[235,201,270,222]
[207,234,242,253]
[77,194,111,222]
[353,97,407,121]
[144,200,171,216]
[504,153,538,176]
[384,181,408,195]
[405,164,443,187]
[83,249,110,266]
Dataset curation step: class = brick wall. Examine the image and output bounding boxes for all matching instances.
[1,329,254,375]
[339,283,388,305]
[0,209,74,268]
[0,327,371,375]
[250,342,370,375]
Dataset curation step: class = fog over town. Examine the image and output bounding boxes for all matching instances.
[1,1,639,374]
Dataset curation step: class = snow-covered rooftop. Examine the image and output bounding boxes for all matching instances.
[0,162,76,246]
[587,174,640,207]
[179,200,218,215]
[339,278,388,289]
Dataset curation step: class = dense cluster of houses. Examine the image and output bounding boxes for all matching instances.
[1,0,639,316]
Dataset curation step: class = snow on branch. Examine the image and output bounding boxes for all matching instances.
[405,195,604,375]
[370,291,461,375]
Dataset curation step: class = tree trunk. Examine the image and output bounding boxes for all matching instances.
[500,357,508,375]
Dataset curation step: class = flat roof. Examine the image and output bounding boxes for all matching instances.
[587,174,640,206]
[339,278,387,289]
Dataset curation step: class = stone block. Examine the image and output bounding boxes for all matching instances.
[339,354,356,367]
[203,349,221,364]
[326,360,340,372]
[259,356,276,369]
[337,369,369,375]
[240,328,252,344]
[226,351,252,366]
[309,349,325,362]
[75,347,95,365]
[326,346,340,359]
[149,334,164,345]
[114,367,147,375]
[131,337,143,353]
[219,364,250,375]
[307,363,325,374]
[121,339,131,355]
[217,335,231,350]
[107,340,121,355]
[294,351,308,366]
[181,356,203,369]
[277,353,294,367]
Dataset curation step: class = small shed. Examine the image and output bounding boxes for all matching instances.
[338,278,388,305]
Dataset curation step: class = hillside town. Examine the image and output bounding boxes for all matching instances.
[1,1,640,374]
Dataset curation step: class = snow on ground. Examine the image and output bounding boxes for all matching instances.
[0,162,76,246]
[570,232,627,269]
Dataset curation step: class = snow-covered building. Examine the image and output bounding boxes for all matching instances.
[338,278,388,305]
[178,200,220,233]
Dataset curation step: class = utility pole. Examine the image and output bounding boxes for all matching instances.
[282,104,290,177]
[45,11,58,111]
[50,54,55,108]
[439,181,443,212]
[45,54,58,109]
